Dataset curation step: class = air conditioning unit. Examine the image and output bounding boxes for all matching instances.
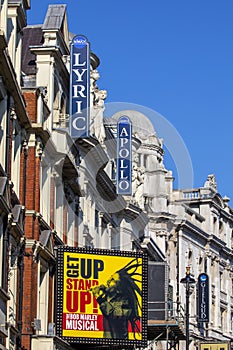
[32,319,41,331]
[48,323,55,336]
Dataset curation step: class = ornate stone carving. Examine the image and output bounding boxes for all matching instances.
[90,69,100,102]
[131,155,145,208]
[90,69,100,90]
[90,88,107,143]
[36,140,43,157]
[204,174,217,191]
[155,229,167,237]
[94,89,107,109]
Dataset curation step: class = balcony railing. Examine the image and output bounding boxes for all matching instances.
[148,301,184,324]
[147,301,186,341]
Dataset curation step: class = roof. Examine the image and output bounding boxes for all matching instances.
[22,26,43,76]
[42,4,67,30]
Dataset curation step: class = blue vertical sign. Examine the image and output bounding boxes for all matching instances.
[70,35,90,138]
[197,273,209,323]
[117,116,132,195]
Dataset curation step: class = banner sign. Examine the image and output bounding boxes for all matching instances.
[197,273,209,322]
[116,116,132,195]
[200,342,229,350]
[56,247,147,347]
[70,35,90,139]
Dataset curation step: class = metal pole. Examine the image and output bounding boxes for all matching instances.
[180,267,195,350]
[186,279,190,350]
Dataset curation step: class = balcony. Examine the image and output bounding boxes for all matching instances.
[148,301,185,341]
[220,290,227,304]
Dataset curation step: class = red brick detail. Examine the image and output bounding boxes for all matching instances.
[24,143,41,240]
[21,249,38,350]
[19,147,25,205]
[21,334,31,350]
[25,147,36,210]
[23,91,37,122]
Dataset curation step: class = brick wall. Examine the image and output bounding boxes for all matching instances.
[23,91,37,123]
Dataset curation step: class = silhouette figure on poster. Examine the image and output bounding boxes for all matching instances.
[90,258,142,339]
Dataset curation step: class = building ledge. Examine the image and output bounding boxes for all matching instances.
[148,319,186,341]
[0,33,31,129]
[31,335,73,350]
[0,287,10,301]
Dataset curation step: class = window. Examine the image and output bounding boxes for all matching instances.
[40,161,50,223]
[0,216,3,288]
[220,308,226,331]
[231,313,233,335]
[220,271,224,291]
[54,181,63,239]
[111,227,120,250]
[8,236,18,325]
[38,258,49,334]
[11,120,21,197]
[0,88,7,168]
[213,216,217,234]
[111,160,116,181]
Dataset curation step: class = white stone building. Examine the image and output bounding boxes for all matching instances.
[105,110,233,350]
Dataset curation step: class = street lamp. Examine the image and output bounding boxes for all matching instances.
[180,266,196,350]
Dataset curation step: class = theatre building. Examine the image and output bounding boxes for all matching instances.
[0,2,233,350]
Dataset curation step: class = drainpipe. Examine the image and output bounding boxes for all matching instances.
[22,140,28,206]
[17,140,27,348]
[2,216,9,290]
[3,96,12,290]
[17,240,25,350]
[176,224,181,315]
[5,95,11,179]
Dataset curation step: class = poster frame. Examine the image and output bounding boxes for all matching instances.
[56,246,148,348]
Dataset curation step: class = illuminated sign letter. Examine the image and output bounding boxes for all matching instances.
[70,35,90,138]
[117,116,132,195]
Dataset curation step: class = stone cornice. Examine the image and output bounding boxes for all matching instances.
[0,32,31,129]
[140,143,164,155]
[8,0,27,30]
[141,237,166,262]
[30,45,69,87]
[124,203,148,227]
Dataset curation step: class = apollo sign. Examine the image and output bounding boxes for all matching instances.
[116,116,132,195]
[197,273,209,323]
[70,35,90,138]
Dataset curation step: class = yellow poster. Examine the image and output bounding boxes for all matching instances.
[62,251,143,341]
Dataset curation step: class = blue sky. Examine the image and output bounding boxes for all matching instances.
[28,1,233,203]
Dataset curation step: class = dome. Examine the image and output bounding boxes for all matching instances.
[112,110,154,134]
[110,110,161,146]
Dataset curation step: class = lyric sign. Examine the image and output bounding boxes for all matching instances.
[197,273,209,323]
[70,35,90,138]
[117,116,132,195]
